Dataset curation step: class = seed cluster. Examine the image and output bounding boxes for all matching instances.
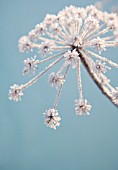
[9,5,118,129]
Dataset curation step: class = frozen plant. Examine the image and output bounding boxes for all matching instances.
[9,5,118,129]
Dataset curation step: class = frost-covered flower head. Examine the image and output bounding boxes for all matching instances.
[64,49,80,68]
[75,99,92,115]
[67,34,83,46]
[39,40,55,57]
[93,60,111,75]
[18,36,33,53]
[9,5,118,129]
[92,37,106,54]
[23,55,39,75]
[9,84,24,101]
[49,72,65,89]
[43,109,61,129]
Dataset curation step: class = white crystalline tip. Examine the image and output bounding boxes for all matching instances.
[8,84,24,102]
[43,109,61,129]
[92,37,106,53]
[39,40,55,57]
[28,23,46,41]
[18,36,32,53]
[93,60,111,75]
[23,55,39,75]
[49,72,65,89]
[75,99,92,115]
[64,49,79,68]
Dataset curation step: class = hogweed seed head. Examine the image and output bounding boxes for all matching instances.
[9,5,118,129]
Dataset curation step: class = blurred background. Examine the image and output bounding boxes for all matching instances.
[0,0,118,170]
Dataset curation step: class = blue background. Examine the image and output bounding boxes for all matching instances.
[0,0,118,170]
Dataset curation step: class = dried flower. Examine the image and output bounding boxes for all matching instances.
[39,40,55,57]
[9,5,118,129]
[23,56,39,75]
[75,99,92,115]
[43,109,61,129]
[93,60,111,75]
[49,72,65,89]
[18,36,33,52]
[8,84,24,101]
[64,49,79,68]
[92,37,106,54]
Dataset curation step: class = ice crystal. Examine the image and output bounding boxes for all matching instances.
[9,5,118,129]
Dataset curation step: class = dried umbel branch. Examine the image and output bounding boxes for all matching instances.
[9,5,118,129]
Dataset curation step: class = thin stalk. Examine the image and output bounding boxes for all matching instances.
[46,31,66,43]
[37,52,66,64]
[37,36,66,45]
[54,65,70,109]
[59,23,70,37]
[84,23,106,41]
[77,59,83,99]
[84,49,118,68]
[89,27,110,39]
[52,46,71,50]
[57,62,66,74]
[103,36,114,41]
